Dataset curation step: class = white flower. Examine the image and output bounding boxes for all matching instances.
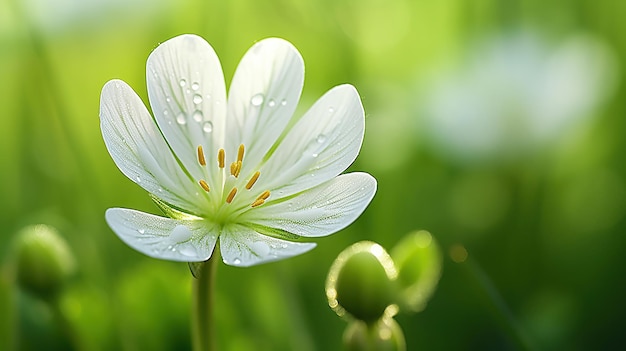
[100,34,376,267]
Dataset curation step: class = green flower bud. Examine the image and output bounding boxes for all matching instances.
[391,230,442,312]
[13,224,75,299]
[343,317,406,351]
[326,241,397,323]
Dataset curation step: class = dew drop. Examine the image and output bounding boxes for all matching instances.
[166,96,171,103]
[170,224,192,242]
[136,175,141,183]
[179,246,197,257]
[312,153,319,158]
[203,121,213,133]
[193,94,203,104]
[176,113,187,125]
[251,93,264,106]
[191,82,200,91]
[316,134,327,143]
[163,109,169,116]
[251,241,271,256]
[328,106,335,113]
[281,99,287,106]
[233,258,242,265]
[179,79,187,87]
[138,228,146,234]
[268,99,276,107]
[192,110,203,122]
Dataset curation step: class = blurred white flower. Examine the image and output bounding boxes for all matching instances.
[420,32,618,163]
[100,34,376,267]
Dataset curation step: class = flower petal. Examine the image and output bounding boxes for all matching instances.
[100,80,206,214]
[255,84,364,199]
[243,172,376,237]
[219,225,316,267]
[105,208,218,262]
[146,34,227,186]
[224,38,304,175]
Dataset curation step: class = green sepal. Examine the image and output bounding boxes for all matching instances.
[390,230,443,313]
[188,261,206,279]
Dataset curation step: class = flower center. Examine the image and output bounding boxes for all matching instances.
[195,144,270,209]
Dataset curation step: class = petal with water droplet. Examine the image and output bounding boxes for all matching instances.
[99,80,205,214]
[225,38,304,175]
[219,224,316,267]
[257,84,364,198]
[146,34,227,185]
[244,172,376,238]
[105,208,218,262]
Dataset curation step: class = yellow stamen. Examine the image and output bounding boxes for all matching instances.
[251,199,265,207]
[251,191,270,207]
[198,179,210,192]
[246,171,261,190]
[230,161,242,178]
[226,187,238,203]
[237,144,245,163]
[197,145,206,166]
[218,149,225,168]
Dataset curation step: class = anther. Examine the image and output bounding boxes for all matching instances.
[246,171,261,190]
[198,179,210,192]
[251,191,270,207]
[237,144,245,163]
[251,199,265,208]
[258,190,271,201]
[197,145,206,166]
[226,187,238,204]
[218,149,225,168]
[230,161,242,178]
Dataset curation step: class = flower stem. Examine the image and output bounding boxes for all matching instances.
[192,252,220,351]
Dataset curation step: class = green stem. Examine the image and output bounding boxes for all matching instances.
[192,252,220,351]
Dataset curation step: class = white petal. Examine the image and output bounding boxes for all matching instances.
[255,84,364,199]
[147,34,227,186]
[219,224,316,267]
[224,38,304,175]
[100,80,206,214]
[243,172,376,238]
[105,208,218,262]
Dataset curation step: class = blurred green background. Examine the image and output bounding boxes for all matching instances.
[1,0,625,350]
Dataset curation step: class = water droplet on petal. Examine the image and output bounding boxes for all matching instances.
[176,113,187,125]
[328,107,335,113]
[268,99,276,107]
[138,228,145,234]
[179,79,187,87]
[191,82,200,91]
[166,96,171,103]
[203,121,213,133]
[192,110,203,122]
[316,134,327,143]
[136,175,141,183]
[233,258,242,265]
[170,224,192,242]
[179,246,197,257]
[251,241,271,256]
[251,93,264,106]
[193,94,203,104]
[281,99,287,106]
[163,109,169,116]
